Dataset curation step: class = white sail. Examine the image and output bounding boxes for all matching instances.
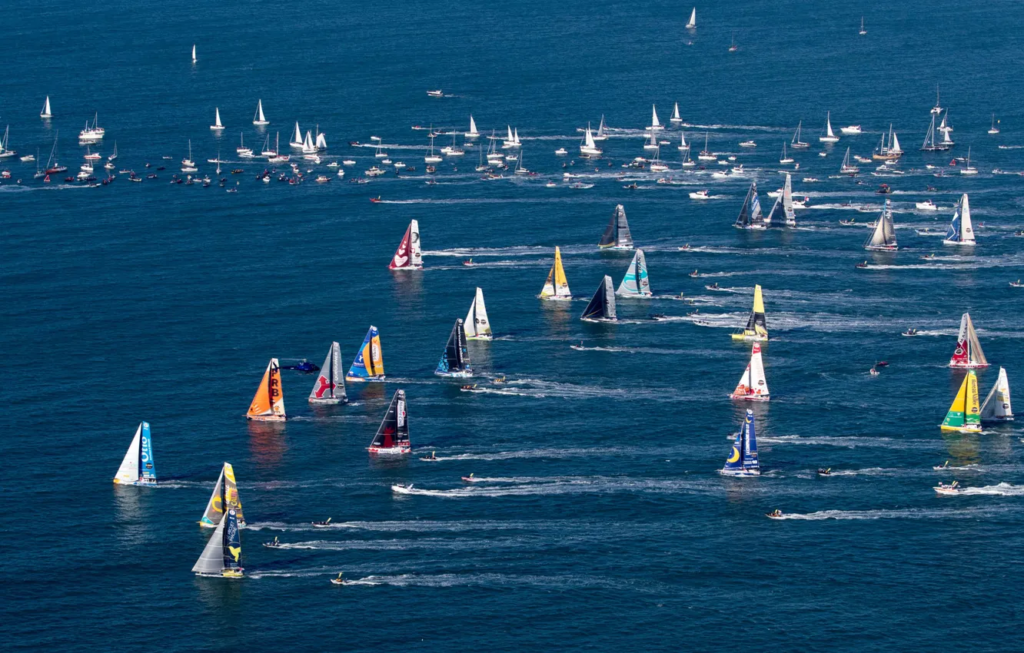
[409,219,423,264]
[980,367,1013,421]
[290,122,303,147]
[650,105,661,129]
[679,131,688,149]
[302,131,315,154]
[192,515,227,575]
[959,194,974,243]
[468,115,478,136]
[826,113,835,138]
[506,126,514,142]
[890,131,902,154]
[686,7,696,28]
[864,199,897,250]
[585,127,597,149]
[671,103,681,122]
[113,423,142,483]
[596,115,607,140]
[513,127,521,145]
[41,96,52,118]
[616,249,652,297]
[315,132,327,150]
[253,100,268,125]
[464,288,492,340]
[731,342,769,400]
[192,44,197,63]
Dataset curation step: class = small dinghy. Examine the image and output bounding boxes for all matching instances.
[766,509,784,519]
[263,537,282,549]
[420,451,439,462]
[934,481,964,495]
[462,473,478,483]
[312,518,333,528]
[1011,280,1023,288]
[902,328,918,337]
[330,573,351,586]
[705,283,720,291]
[817,468,832,477]
[689,270,700,278]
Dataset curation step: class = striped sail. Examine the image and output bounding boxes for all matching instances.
[309,341,347,404]
[941,371,982,432]
[200,462,245,528]
[247,358,286,421]
[616,249,652,297]
[389,220,423,269]
[347,326,385,381]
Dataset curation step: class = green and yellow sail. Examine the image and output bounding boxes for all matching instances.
[941,371,982,433]
[731,284,768,341]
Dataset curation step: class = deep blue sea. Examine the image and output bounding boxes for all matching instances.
[5,0,1024,650]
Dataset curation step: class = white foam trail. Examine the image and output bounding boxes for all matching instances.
[760,435,937,450]
[954,483,1024,496]
[392,477,712,498]
[774,507,1002,520]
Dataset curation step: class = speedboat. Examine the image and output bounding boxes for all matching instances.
[391,483,414,494]
[739,140,757,148]
[915,200,938,211]
[689,190,710,200]
[869,367,880,376]
[330,573,350,586]
[420,452,439,462]
[816,468,831,477]
[840,125,862,135]
[311,518,333,528]
[689,270,700,278]
[901,328,918,337]
[461,474,478,483]
[934,481,964,495]
[1011,280,1023,288]
[678,244,692,251]
[766,510,784,520]
[704,283,721,291]
[933,461,952,470]
[554,148,568,156]
[854,261,869,269]
[876,183,892,194]
[263,537,282,549]
[459,384,477,391]
[920,253,936,260]
[426,90,443,97]
[462,258,474,266]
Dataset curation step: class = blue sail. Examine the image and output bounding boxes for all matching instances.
[223,509,243,573]
[721,410,760,476]
[346,326,381,380]
[139,422,156,482]
[944,207,962,242]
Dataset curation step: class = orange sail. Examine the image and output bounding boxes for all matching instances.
[247,358,287,421]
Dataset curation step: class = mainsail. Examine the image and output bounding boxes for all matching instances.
[193,508,243,578]
[686,7,696,28]
[864,199,897,250]
[671,102,682,122]
[200,462,245,528]
[435,319,473,377]
[940,371,982,433]
[949,313,989,368]
[247,358,286,421]
[465,287,493,340]
[467,115,478,137]
[766,174,796,227]
[616,249,652,297]
[730,342,770,401]
[253,99,268,125]
[309,342,347,404]
[650,105,662,130]
[980,367,1014,422]
[720,410,760,476]
[733,284,768,341]
[290,121,303,147]
[599,204,634,249]
[389,219,423,270]
[539,246,572,300]
[734,182,765,229]
[581,275,617,321]
[347,326,386,381]
[369,389,411,454]
[113,422,157,485]
[943,194,975,245]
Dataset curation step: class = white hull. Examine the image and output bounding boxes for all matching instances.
[434,370,473,378]
[719,469,761,477]
[369,445,411,455]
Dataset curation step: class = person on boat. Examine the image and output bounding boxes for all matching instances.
[939,460,949,469]
[493,376,506,384]
[427,451,437,460]
[768,509,783,518]
[817,468,831,476]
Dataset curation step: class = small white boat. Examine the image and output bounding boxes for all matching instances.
[840,125,862,135]
[555,147,567,156]
[40,96,53,119]
[342,159,356,166]
[365,166,385,177]
[393,161,406,169]
[915,200,938,211]
[819,111,840,143]
[426,90,443,97]
[934,482,964,495]
[739,140,756,148]
[689,190,710,200]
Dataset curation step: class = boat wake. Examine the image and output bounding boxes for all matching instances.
[953,483,1024,496]
[760,435,937,450]
[773,506,1003,520]
[392,477,712,498]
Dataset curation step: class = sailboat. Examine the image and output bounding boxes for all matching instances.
[698,132,716,160]
[594,115,608,141]
[670,102,682,124]
[464,288,493,340]
[686,7,696,29]
[730,342,770,401]
[720,410,760,476]
[107,142,118,162]
[309,342,347,404]
[424,132,442,163]
[181,140,197,172]
[599,205,635,249]
[734,181,765,230]
[253,99,269,126]
[580,124,602,157]
[465,115,479,139]
[942,194,975,245]
[200,462,245,528]
[678,131,689,152]
[502,125,516,149]
[435,319,473,377]
[210,107,224,131]
[648,105,663,131]
[765,174,796,227]
[193,508,243,578]
[931,84,942,115]
[839,147,859,174]
[0,126,15,159]
[864,199,897,251]
[921,114,944,151]
[290,122,304,149]
[539,247,572,300]
[44,133,66,174]
[960,146,978,175]
[643,130,659,151]
[940,371,982,433]
[580,276,617,322]
[988,114,1000,135]
[346,326,385,382]
[873,124,903,161]
[859,16,867,35]
[779,142,793,164]
[819,111,839,143]
[732,285,769,341]
[369,390,411,455]
[791,120,809,149]
[616,249,652,297]
[980,367,1013,423]
[192,44,197,63]
[949,313,989,369]
[246,358,287,421]
[113,422,157,486]
[389,219,423,270]
[40,95,53,119]
[236,132,253,157]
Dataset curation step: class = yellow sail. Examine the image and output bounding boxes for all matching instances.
[247,358,287,421]
[554,247,568,289]
[540,246,571,299]
[731,284,768,340]
[940,371,982,433]
[366,334,384,376]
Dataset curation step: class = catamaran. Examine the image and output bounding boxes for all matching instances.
[581,276,617,322]
[539,247,572,300]
[765,174,796,227]
[309,342,347,404]
[435,319,473,377]
[40,96,53,119]
[730,342,770,401]
[465,115,479,139]
[648,105,663,131]
[616,249,652,297]
[389,220,423,270]
[193,508,244,578]
[720,410,760,476]
[369,390,411,455]
[980,367,1013,423]
[253,99,269,126]
[942,194,975,245]
[819,112,839,143]
[599,205,635,249]
[670,102,682,124]
[246,358,287,421]
[686,7,696,28]
[940,371,982,433]
[200,462,245,528]
[949,313,989,369]
[791,121,809,149]
[113,422,157,486]
[864,199,897,251]
[839,147,859,174]
[734,181,766,230]
[732,284,768,341]
[465,288,493,340]
[346,326,385,382]
[580,124,602,157]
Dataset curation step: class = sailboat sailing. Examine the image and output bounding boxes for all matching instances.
[765,174,796,227]
[819,111,839,143]
[40,96,53,119]
[791,120,809,149]
[864,199,897,251]
[671,102,682,124]
[253,99,269,126]
[734,181,765,230]
[113,422,157,486]
[581,276,617,322]
[435,319,473,377]
[949,313,989,369]
[732,284,768,341]
[940,371,982,433]
[616,249,652,297]
[539,247,572,300]
[389,220,423,270]
[730,342,770,401]
[720,410,760,476]
[210,107,224,131]
[346,326,385,382]
[465,115,479,139]
[599,205,635,249]
[200,462,245,528]
[309,342,347,404]
[980,367,1013,423]
[686,7,696,29]
[464,288,493,340]
[648,105,663,131]
[369,390,411,455]
[246,358,287,421]
[942,194,975,245]
[193,508,243,578]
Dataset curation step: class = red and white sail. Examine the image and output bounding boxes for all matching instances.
[388,219,423,270]
[949,312,989,369]
[730,342,770,401]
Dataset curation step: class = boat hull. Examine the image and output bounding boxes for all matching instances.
[719,469,761,477]
[113,478,158,487]
[731,333,767,342]
[246,414,287,422]
[729,394,770,402]
[864,245,897,252]
[939,425,982,433]
[309,398,346,405]
[196,569,245,578]
[434,370,474,378]
[466,335,493,341]
[948,362,990,370]
[346,376,386,383]
[539,295,573,301]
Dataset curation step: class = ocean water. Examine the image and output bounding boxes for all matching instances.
[4,0,1024,650]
